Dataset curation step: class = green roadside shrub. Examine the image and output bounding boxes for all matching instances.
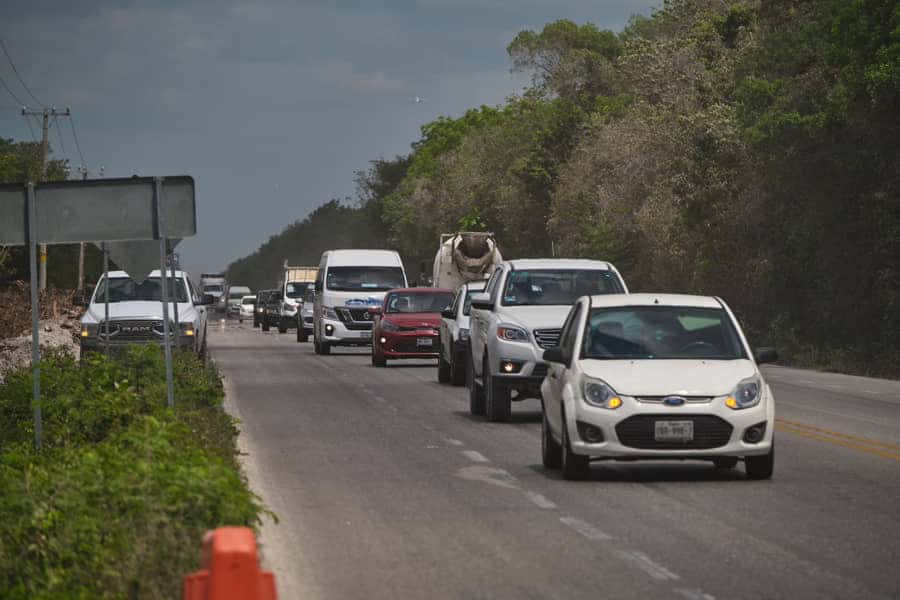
[0,347,264,600]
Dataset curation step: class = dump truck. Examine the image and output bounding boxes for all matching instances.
[432,233,502,289]
[278,263,319,334]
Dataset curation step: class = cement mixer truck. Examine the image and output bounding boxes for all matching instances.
[432,232,502,289]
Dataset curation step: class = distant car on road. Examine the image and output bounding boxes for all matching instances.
[371,288,454,367]
[254,289,274,328]
[540,293,777,480]
[467,259,628,422]
[225,285,251,317]
[238,295,256,324]
[79,269,214,357]
[438,280,486,386]
[260,290,281,332]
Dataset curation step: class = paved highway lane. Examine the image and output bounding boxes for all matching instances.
[209,321,900,600]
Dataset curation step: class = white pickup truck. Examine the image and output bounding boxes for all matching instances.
[467,259,628,421]
[79,270,214,357]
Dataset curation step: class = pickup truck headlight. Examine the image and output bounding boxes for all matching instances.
[180,323,195,337]
[381,319,399,332]
[80,323,98,338]
[726,376,761,409]
[323,307,339,320]
[583,377,622,409]
[497,325,528,342]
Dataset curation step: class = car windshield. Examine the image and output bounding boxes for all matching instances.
[386,291,453,313]
[582,306,747,360]
[286,281,311,298]
[93,277,189,303]
[203,284,222,293]
[326,267,405,291]
[462,287,486,316]
[242,297,256,305]
[501,269,623,306]
[229,288,250,299]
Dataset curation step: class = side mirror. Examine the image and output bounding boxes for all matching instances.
[470,292,493,311]
[754,347,779,364]
[542,347,570,365]
[441,308,455,319]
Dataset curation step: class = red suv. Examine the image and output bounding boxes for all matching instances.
[371,288,454,367]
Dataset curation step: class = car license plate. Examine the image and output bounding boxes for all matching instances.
[654,420,693,442]
[417,337,434,347]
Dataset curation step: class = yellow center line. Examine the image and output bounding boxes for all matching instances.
[775,422,900,463]
[776,418,900,452]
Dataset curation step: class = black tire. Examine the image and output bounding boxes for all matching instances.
[484,355,511,422]
[467,350,485,416]
[561,407,589,480]
[262,319,270,332]
[372,350,386,367]
[320,340,331,355]
[239,316,243,324]
[298,327,309,343]
[253,319,259,328]
[745,445,774,480]
[450,352,465,386]
[542,406,562,469]
[278,319,287,334]
[438,353,451,383]
[713,456,739,469]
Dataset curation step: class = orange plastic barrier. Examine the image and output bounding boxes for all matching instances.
[184,527,277,600]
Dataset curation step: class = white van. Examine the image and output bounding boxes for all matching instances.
[313,249,407,355]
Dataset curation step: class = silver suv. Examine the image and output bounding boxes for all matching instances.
[467,259,628,421]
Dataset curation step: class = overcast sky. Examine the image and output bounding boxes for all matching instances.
[1,0,657,277]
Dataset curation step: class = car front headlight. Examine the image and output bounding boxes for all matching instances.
[582,377,622,409]
[726,376,761,409]
[323,307,339,320]
[80,323,98,338]
[497,325,528,342]
[180,323,195,337]
[459,328,469,341]
[381,319,399,332]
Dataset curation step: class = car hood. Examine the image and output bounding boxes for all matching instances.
[82,301,196,324]
[580,359,758,397]
[382,312,441,328]
[500,305,572,331]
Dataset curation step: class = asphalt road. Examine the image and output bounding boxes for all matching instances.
[210,320,900,600]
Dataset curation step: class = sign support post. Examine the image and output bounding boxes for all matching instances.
[27,183,43,449]
[154,177,175,408]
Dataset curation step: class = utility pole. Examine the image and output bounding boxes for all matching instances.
[21,106,70,291]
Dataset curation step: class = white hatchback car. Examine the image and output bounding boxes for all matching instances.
[238,295,256,323]
[540,294,777,480]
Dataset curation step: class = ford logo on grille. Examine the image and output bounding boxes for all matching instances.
[662,396,686,406]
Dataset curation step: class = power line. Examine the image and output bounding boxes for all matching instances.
[67,113,87,166]
[0,71,26,106]
[52,115,68,162]
[0,38,43,107]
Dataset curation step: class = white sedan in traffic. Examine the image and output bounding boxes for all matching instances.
[540,293,777,480]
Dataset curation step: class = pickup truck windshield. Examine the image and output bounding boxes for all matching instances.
[93,277,189,303]
[286,281,312,299]
[582,306,747,360]
[386,291,453,313]
[501,269,623,306]
[326,267,405,291]
[202,284,223,293]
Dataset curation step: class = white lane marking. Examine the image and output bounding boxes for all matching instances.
[455,465,519,489]
[445,438,464,446]
[524,491,557,509]
[614,549,680,581]
[559,516,612,541]
[675,588,716,600]
[462,450,489,463]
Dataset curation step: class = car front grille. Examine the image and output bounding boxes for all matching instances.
[533,329,561,349]
[99,319,171,341]
[336,307,374,330]
[636,396,713,404]
[615,414,733,450]
[390,339,437,353]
